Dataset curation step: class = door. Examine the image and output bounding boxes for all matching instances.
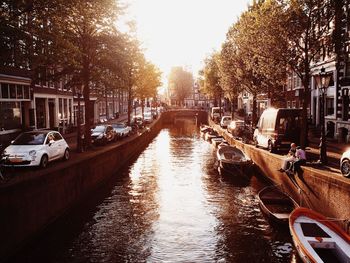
[48,99,55,129]
[36,98,46,129]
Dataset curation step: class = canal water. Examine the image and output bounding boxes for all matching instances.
[11,119,298,263]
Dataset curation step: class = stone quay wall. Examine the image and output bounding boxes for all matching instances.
[210,120,350,233]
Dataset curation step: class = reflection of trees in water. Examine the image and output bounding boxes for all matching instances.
[168,118,198,158]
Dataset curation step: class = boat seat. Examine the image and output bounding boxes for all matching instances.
[274,213,289,219]
[300,223,331,238]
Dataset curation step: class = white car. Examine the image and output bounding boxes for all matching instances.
[220,116,232,128]
[143,112,153,124]
[1,131,70,168]
[112,123,132,138]
[340,150,350,177]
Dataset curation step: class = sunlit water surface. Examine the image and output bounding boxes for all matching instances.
[12,119,298,263]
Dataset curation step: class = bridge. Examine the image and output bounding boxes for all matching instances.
[161,109,208,125]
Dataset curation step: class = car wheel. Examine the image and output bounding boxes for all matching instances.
[268,141,275,153]
[340,159,350,177]
[63,149,70,161]
[40,155,48,168]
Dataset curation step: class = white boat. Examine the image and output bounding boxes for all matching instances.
[205,131,219,142]
[211,137,225,147]
[289,207,350,263]
[216,145,251,175]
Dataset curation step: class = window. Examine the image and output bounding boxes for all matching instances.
[16,85,23,99]
[9,84,16,98]
[63,99,68,119]
[326,97,334,115]
[24,86,30,99]
[292,101,296,108]
[0,101,21,130]
[59,98,63,119]
[1,83,9,98]
[287,101,291,108]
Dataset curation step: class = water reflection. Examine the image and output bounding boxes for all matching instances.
[10,118,296,263]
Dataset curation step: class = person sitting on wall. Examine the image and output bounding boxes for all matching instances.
[288,146,307,174]
[278,143,297,172]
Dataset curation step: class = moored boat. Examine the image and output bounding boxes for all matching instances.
[258,185,299,225]
[205,130,219,142]
[211,137,225,147]
[216,145,251,174]
[289,207,350,263]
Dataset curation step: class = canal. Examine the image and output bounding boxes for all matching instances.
[11,119,298,263]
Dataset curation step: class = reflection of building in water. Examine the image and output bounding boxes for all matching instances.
[173,117,198,135]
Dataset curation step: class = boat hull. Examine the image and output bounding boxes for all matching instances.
[289,207,350,263]
[258,186,298,225]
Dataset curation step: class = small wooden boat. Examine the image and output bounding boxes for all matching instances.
[211,137,225,147]
[205,131,219,142]
[217,141,230,149]
[289,207,350,263]
[216,145,251,173]
[258,186,298,225]
[200,124,212,133]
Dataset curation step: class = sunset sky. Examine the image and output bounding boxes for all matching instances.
[123,0,251,85]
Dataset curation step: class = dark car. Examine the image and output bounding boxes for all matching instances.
[91,125,116,145]
[131,116,144,128]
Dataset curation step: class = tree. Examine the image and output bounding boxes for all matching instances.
[200,52,224,113]
[283,0,335,148]
[53,0,123,147]
[168,67,193,107]
[135,61,162,118]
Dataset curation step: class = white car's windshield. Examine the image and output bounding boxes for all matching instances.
[13,133,46,145]
[92,126,105,132]
[113,124,125,128]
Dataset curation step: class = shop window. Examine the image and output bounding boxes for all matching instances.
[1,83,9,98]
[63,98,68,119]
[0,101,21,130]
[9,84,16,98]
[17,85,23,99]
[326,97,334,115]
[24,86,30,99]
[59,98,63,119]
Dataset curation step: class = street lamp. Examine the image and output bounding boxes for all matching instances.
[76,85,84,153]
[314,67,332,165]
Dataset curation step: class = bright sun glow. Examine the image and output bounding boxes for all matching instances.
[122,0,251,84]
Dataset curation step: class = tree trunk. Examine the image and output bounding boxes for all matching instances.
[112,89,115,118]
[105,87,108,120]
[252,93,257,126]
[83,64,91,149]
[127,85,132,125]
[231,99,235,119]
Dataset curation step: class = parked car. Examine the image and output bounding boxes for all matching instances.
[211,107,224,122]
[220,116,232,128]
[112,123,132,138]
[340,150,350,177]
[227,120,245,137]
[143,112,153,124]
[131,115,144,128]
[91,125,116,145]
[1,131,70,168]
[253,108,302,153]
